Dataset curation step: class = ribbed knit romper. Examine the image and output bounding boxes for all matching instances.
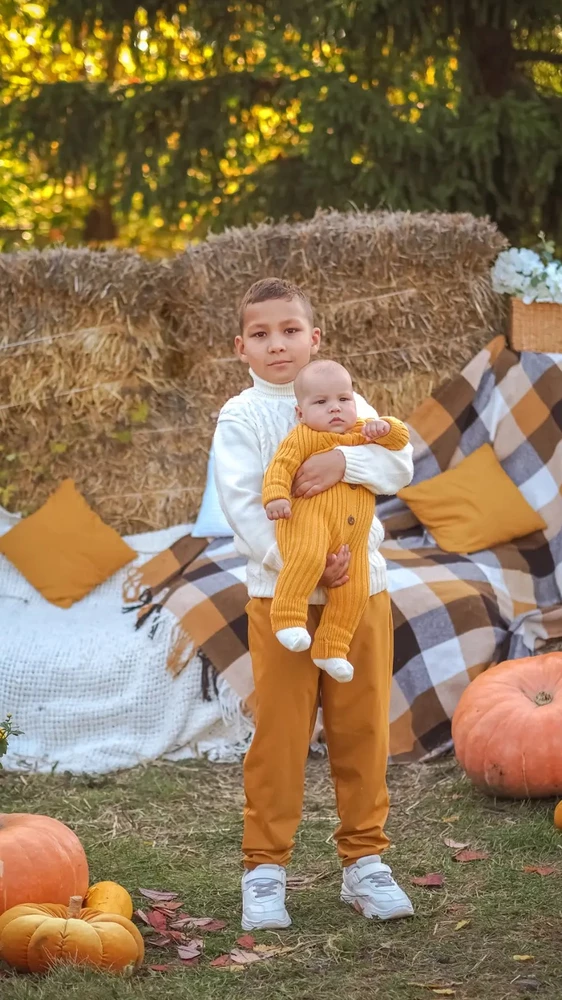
[262,418,409,661]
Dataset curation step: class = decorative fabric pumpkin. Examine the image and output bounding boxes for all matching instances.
[554,801,562,830]
[85,882,133,920]
[452,653,562,798]
[0,814,89,915]
[0,895,144,973]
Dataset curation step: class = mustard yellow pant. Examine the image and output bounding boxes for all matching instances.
[271,482,375,660]
[244,590,393,868]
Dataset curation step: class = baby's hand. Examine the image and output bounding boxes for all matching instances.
[266,499,292,521]
[363,419,391,441]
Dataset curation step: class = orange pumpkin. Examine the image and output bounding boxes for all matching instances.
[554,801,562,830]
[0,814,89,915]
[0,895,144,973]
[452,653,562,798]
[85,881,134,920]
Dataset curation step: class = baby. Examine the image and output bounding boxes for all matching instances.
[262,360,409,683]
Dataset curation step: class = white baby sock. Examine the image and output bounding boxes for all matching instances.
[276,627,311,652]
[314,658,354,683]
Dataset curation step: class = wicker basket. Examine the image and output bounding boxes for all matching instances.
[509,298,562,353]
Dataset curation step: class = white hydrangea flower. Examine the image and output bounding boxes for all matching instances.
[491,246,562,303]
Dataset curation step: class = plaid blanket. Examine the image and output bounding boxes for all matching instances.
[123,336,562,761]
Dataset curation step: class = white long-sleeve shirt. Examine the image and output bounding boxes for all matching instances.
[214,369,414,602]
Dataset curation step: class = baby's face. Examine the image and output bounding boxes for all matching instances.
[296,368,357,433]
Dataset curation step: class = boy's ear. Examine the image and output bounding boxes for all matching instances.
[234,335,247,362]
[295,405,303,421]
[310,327,321,355]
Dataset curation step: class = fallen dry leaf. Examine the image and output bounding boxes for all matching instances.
[286,870,330,890]
[147,910,168,932]
[211,954,232,967]
[513,955,534,962]
[146,934,172,947]
[516,976,540,992]
[411,873,445,888]
[229,948,263,965]
[168,930,188,943]
[237,934,257,948]
[154,900,184,912]
[453,849,490,863]
[253,943,297,955]
[441,814,460,823]
[177,939,204,962]
[134,909,150,925]
[523,865,557,876]
[187,917,227,931]
[139,889,179,903]
[443,837,470,850]
[148,964,172,973]
[455,919,471,930]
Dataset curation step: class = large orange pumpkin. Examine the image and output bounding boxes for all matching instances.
[0,895,144,973]
[452,653,562,797]
[0,814,89,914]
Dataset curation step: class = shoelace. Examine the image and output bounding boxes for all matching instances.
[249,878,280,900]
[363,869,395,888]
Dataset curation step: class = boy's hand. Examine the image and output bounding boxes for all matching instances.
[363,419,391,441]
[292,449,346,499]
[318,546,350,588]
[266,499,292,520]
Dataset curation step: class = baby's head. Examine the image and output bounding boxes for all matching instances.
[235,277,321,385]
[294,361,357,434]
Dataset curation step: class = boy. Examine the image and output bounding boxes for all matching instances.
[264,359,410,683]
[214,277,414,930]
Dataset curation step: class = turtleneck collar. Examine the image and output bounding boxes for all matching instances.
[250,369,296,398]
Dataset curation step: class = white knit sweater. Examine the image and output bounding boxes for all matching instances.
[214,370,414,603]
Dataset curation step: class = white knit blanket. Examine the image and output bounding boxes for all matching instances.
[0,516,253,774]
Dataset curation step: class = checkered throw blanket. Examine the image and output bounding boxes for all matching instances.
[123,336,562,761]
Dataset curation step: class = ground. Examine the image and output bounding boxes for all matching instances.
[1,758,561,999]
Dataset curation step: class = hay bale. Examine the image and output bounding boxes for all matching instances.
[0,211,508,533]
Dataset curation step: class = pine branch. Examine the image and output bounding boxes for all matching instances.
[514,49,562,64]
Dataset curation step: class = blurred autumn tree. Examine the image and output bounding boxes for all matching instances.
[0,1,561,253]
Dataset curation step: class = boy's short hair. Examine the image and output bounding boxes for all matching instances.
[238,277,314,332]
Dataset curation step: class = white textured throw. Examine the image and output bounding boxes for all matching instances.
[0,521,253,774]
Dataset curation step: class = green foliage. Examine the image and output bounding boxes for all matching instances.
[0,1,561,248]
[0,714,23,767]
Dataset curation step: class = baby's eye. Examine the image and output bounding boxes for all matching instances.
[340,396,351,402]
[251,331,266,338]
[285,327,298,334]
[315,399,326,405]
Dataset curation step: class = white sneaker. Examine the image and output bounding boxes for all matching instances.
[314,657,354,682]
[341,855,414,920]
[241,864,292,930]
[276,627,311,652]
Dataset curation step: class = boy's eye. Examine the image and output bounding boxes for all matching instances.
[251,331,266,338]
[314,399,326,405]
[285,327,298,334]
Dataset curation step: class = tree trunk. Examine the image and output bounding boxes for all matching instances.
[83,193,117,243]
[457,10,527,241]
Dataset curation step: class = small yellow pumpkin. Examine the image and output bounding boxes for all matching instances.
[554,801,562,830]
[0,895,144,974]
[85,881,134,920]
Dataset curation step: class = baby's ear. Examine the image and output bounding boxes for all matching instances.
[295,405,303,421]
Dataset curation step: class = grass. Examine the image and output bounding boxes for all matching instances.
[1,758,561,1000]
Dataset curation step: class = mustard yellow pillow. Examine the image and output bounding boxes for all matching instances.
[0,479,135,608]
[398,444,546,554]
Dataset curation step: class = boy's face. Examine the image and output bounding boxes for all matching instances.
[235,297,321,384]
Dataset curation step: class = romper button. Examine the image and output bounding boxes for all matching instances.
[350,484,357,490]
[348,515,355,525]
